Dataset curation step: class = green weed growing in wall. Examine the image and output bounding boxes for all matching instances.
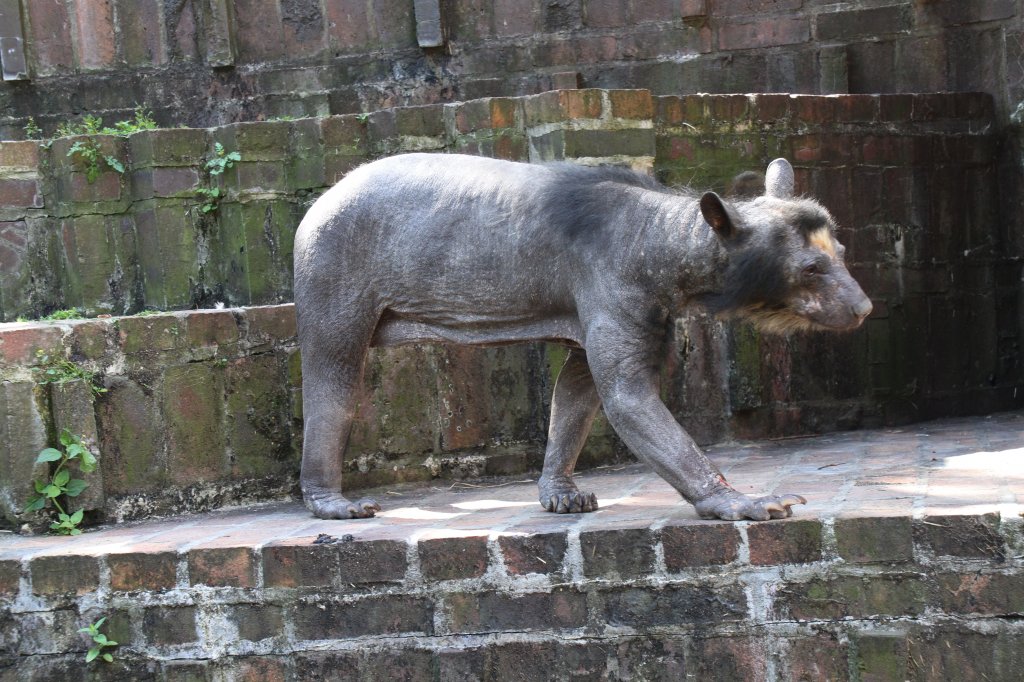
[34,349,107,397]
[79,616,118,663]
[195,142,242,213]
[24,429,96,535]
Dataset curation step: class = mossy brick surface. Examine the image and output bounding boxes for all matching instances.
[142,606,199,646]
[419,534,489,581]
[395,104,446,138]
[835,515,913,563]
[225,354,292,477]
[108,550,178,592]
[98,377,165,495]
[563,128,656,158]
[49,379,105,512]
[161,362,226,484]
[453,97,520,133]
[218,121,293,162]
[188,546,257,587]
[603,584,748,627]
[185,309,240,352]
[292,595,433,640]
[349,346,440,456]
[243,304,297,349]
[229,604,284,642]
[287,118,326,190]
[133,201,202,310]
[30,554,100,596]
[580,527,657,579]
[0,381,50,524]
[747,518,822,565]
[776,574,929,621]
[116,314,186,356]
[661,522,740,569]
[523,89,604,127]
[446,589,588,633]
[128,128,209,168]
[913,512,1004,559]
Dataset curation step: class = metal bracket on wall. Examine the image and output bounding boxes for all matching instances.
[0,0,28,80]
[414,0,445,48]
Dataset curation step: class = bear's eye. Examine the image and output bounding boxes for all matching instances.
[802,264,822,278]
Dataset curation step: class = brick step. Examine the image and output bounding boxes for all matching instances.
[2,411,1023,680]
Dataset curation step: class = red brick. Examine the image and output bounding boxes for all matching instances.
[233,0,285,60]
[262,538,408,588]
[150,167,200,197]
[633,0,679,22]
[603,584,748,626]
[281,0,326,57]
[243,304,297,348]
[580,528,656,579]
[937,572,1024,615]
[419,535,488,581]
[747,519,822,565]
[787,635,849,681]
[119,0,166,65]
[718,17,809,51]
[327,0,372,50]
[293,595,433,639]
[66,170,122,203]
[143,606,198,645]
[26,0,75,74]
[0,179,42,208]
[498,532,567,575]
[0,559,18,597]
[0,141,41,169]
[609,90,653,120]
[662,523,740,569]
[188,546,256,587]
[0,324,64,366]
[817,6,912,41]
[913,512,1003,559]
[71,0,117,69]
[689,637,766,681]
[583,0,628,28]
[835,515,913,563]
[230,658,288,682]
[833,94,879,122]
[446,589,588,633]
[108,551,178,592]
[186,309,240,349]
[713,0,802,16]
[681,0,707,17]
[493,0,535,35]
[31,555,100,596]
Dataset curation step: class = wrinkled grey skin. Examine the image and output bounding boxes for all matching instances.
[294,154,872,521]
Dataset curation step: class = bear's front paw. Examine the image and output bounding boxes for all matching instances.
[304,489,381,519]
[694,490,806,521]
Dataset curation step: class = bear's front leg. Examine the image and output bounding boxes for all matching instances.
[583,315,806,522]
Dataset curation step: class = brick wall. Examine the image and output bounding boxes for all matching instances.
[0,0,1020,134]
[0,89,1019,529]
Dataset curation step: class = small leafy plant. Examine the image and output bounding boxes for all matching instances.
[41,308,84,321]
[58,106,157,184]
[24,117,41,140]
[67,137,125,184]
[79,617,117,663]
[195,142,241,213]
[25,429,96,535]
[34,348,107,397]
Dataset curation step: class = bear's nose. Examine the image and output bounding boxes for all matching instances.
[851,297,873,319]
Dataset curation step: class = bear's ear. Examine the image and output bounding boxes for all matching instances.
[700,192,737,240]
[765,158,795,198]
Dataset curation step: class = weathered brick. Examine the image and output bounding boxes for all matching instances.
[580,527,656,578]
[0,559,19,597]
[419,534,488,581]
[446,589,588,633]
[0,179,42,208]
[603,584,748,626]
[188,546,256,587]
[161,362,226,484]
[747,519,822,565]
[787,634,849,682]
[777,575,928,621]
[228,604,283,642]
[31,554,100,596]
[713,0,801,15]
[498,532,567,575]
[689,637,767,682]
[718,17,809,51]
[681,0,707,17]
[582,0,628,28]
[913,512,1003,559]
[70,0,116,69]
[936,572,1024,615]
[662,522,740,569]
[232,0,285,60]
[119,0,166,65]
[609,89,654,120]
[852,632,910,682]
[633,0,679,22]
[817,6,912,41]
[108,550,178,592]
[292,595,433,639]
[143,606,198,645]
[835,515,913,563]
[263,538,408,588]
[24,0,74,75]
[493,0,535,36]
[0,381,48,523]
[326,0,373,52]
[915,0,1017,27]
[281,0,326,56]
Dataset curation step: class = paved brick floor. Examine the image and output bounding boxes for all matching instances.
[3,410,1022,561]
